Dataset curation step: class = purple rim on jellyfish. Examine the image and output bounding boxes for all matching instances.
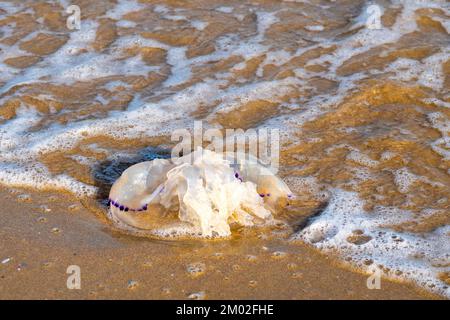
[109,198,148,212]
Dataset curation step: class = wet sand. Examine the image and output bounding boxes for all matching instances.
[0,187,440,299]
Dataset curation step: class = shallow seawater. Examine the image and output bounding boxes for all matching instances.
[0,0,448,297]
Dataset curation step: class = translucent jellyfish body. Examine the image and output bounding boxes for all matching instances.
[108,149,292,237]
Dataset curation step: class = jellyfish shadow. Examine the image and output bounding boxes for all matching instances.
[91,146,172,207]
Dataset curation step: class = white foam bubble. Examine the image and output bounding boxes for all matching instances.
[164,47,191,87]
[215,6,234,14]
[0,21,163,93]
[116,20,137,28]
[191,20,208,31]
[430,15,450,34]
[0,162,97,197]
[163,14,186,21]
[427,112,450,160]
[393,167,418,193]
[209,77,299,116]
[256,11,279,40]
[153,5,169,14]
[346,148,379,168]
[305,25,324,32]
[380,151,397,161]
[0,1,24,15]
[292,188,450,298]
[104,0,146,20]
[0,106,40,152]
[424,98,450,109]
[383,50,449,92]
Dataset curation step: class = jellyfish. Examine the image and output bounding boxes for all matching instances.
[108,148,292,237]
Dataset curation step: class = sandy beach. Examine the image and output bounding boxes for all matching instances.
[0,0,449,300]
[0,187,442,299]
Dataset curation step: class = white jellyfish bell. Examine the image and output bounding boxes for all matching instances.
[108,148,293,238]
